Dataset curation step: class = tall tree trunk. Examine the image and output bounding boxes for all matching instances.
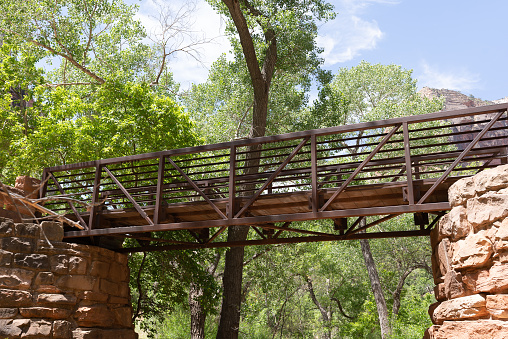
[190,282,206,339]
[216,1,276,337]
[216,226,250,338]
[359,234,391,338]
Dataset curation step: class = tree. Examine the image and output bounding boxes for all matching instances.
[201,0,335,336]
[308,61,443,338]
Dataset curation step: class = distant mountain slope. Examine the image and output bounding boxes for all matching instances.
[418,87,495,111]
[418,87,507,157]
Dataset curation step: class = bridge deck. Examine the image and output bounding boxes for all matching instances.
[41,104,508,252]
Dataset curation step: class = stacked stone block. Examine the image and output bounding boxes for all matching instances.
[0,217,137,338]
[426,164,508,338]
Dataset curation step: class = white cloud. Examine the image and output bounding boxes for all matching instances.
[418,61,481,92]
[318,15,383,65]
[317,0,396,66]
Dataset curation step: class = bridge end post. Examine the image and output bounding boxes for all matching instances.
[426,164,508,338]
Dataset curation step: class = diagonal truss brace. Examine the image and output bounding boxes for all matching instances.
[48,172,88,230]
[418,110,506,204]
[166,157,228,220]
[320,124,401,212]
[103,167,154,226]
[235,137,310,218]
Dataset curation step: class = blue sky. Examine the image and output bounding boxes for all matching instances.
[136,0,508,101]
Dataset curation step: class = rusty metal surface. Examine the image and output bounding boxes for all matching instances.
[41,103,508,251]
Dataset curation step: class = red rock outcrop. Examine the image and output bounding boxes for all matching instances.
[426,164,508,338]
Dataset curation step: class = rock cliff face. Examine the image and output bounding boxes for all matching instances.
[419,87,495,111]
[426,165,508,339]
[419,87,508,157]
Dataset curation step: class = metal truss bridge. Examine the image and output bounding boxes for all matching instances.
[41,104,508,252]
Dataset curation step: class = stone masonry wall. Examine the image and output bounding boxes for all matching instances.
[0,217,138,339]
[426,164,508,338]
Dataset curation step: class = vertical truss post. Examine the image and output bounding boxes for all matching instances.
[311,134,318,214]
[403,122,415,205]
[228,145,237,219]
[39,168,48,200]
[88,163,102,233]
[154,156,165,224]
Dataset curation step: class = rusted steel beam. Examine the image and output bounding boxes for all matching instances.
[166,157,227,220]
[403,122,415,205]
[234,137,310,218]
[320,124,401,211]
[418,110,506,204]
[48,172,88,229]
[103,166,154,226]
[64,202,450,238]
[117,229,431,252]
[44,103,508,172]
[88,164,103,232]
[153,156,165,224]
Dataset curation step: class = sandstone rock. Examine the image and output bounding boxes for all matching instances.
[90,261,109,279]
[476,264,508,293]
[52,320,72,339]
[474,164,508,195]
[74,305,115,328]
[14,223,40,239]
[0,249,13,266]
[428,302,440,325]
[100,279,120,296]
[487,294,508,319]
[40,221,64,242]
[23,319,52,337]
[433,320,508,339]
[436,238,452,278]
[51,255,69,274]
[452,230,493,270]
[433,294,488,324]
[14,253,50,271]
[448,176,475,207]
[0,267,35,289]
[34,272,55,286]
[423,325,440,339]
[0,219,14,237]
[448,206,470,240]
[20,307,72,319]
[72,328,139,339]
[76,290,109,302]
[0,319,23,337]
[68,256,87,275]
[0,308,18,318]
[0,289,32,307]
[109,296,130,305]
[56,275,96,291]
[109,262,129,282]
[434,283,446,302]
[1,237,34,253]
[37,293,77,306]
[495,218,508,251]
[112,306,133,328]
[467,193,508,230]
[444,270,468,299]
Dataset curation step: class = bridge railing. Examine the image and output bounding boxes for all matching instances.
[41,103,508,234]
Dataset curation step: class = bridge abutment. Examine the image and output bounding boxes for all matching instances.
[0,218,137,338]
[426,164,508,338]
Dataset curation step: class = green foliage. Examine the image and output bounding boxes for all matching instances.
[183,55,310,143]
